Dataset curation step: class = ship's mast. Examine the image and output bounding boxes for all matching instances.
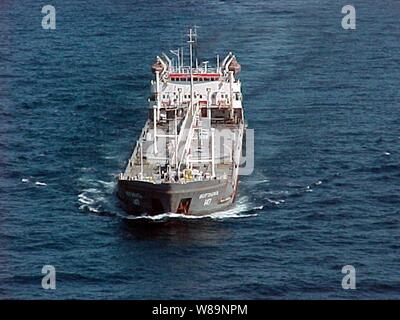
[194,25,199,70]
[181,47,184,70]
[188,28,196,115]
[170,48,181,72]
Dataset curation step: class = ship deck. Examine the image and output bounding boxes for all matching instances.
[122,115,242,184]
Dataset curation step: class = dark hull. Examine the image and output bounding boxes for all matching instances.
[117,178,237,216]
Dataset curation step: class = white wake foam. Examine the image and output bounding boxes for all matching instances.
[244,178,270,186]
[78,193,95,205]
[126,196,262,221]
[266,198,285,205]
[77,176,116,214]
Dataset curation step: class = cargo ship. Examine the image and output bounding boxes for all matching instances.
[117,28,245,216]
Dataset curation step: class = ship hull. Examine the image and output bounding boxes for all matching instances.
[117,178,236,216]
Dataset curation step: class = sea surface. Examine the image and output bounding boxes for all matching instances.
[1,0,400,299]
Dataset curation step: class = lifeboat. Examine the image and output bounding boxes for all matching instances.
[228,57,241,75]
[151,60,164,74]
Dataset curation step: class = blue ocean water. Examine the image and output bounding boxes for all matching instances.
[1,0,400,299]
